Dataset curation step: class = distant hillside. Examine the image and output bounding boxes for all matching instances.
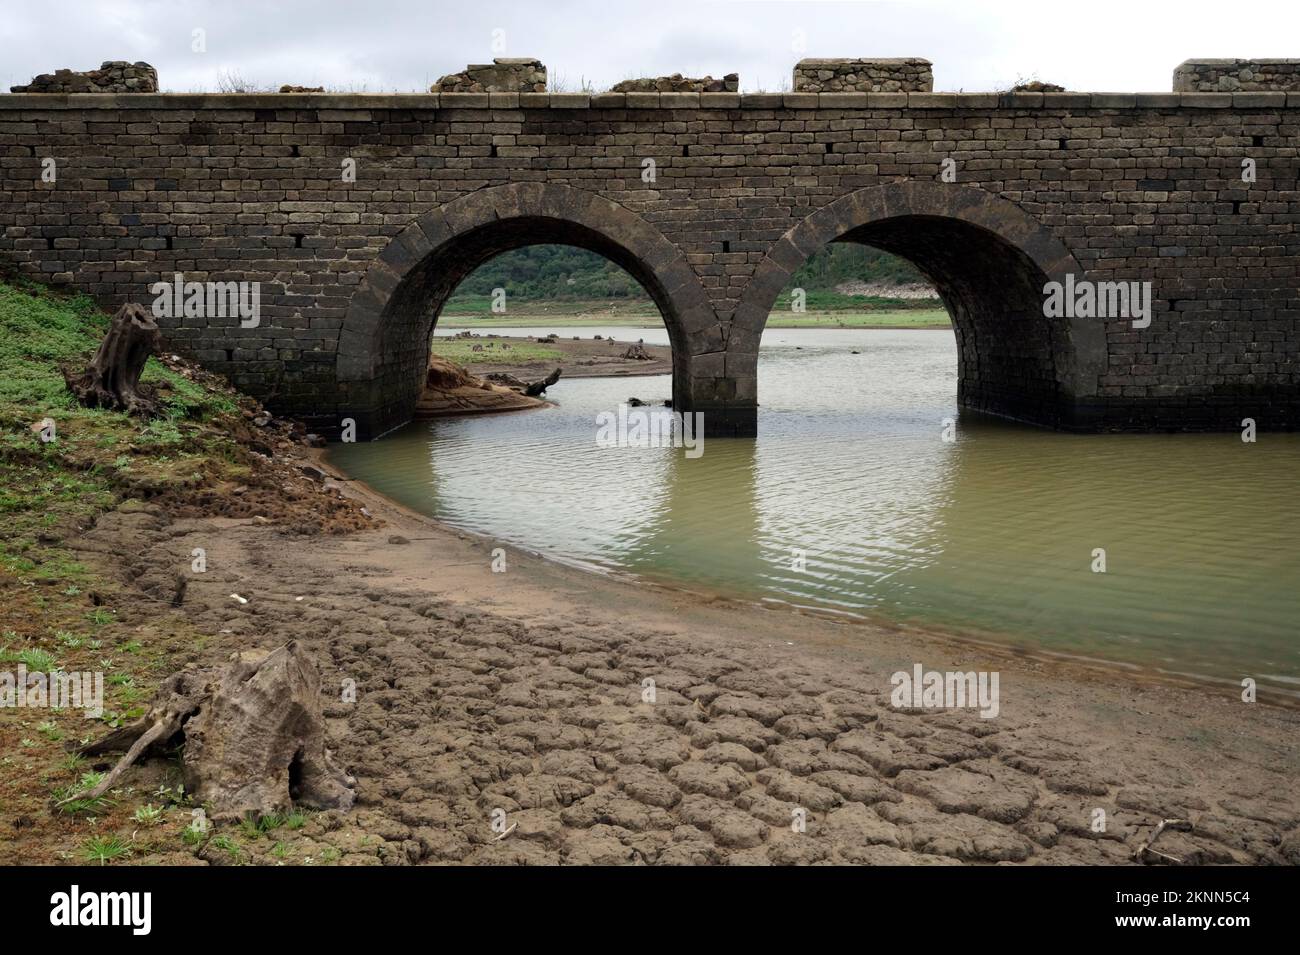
[445,243,933,305]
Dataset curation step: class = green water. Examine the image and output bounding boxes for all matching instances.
[329,326,1300,696]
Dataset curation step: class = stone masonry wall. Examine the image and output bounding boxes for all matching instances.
[1174,59,1300,92]
[793,59,933,93]
[10,61,158,94]
[0,89,1297,436]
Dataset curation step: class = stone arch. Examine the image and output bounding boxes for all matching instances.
[336,183,716,438]
[732,181,1107,429]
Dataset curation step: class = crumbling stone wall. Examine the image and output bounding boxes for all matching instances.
[433,58,546,93]
[10,61,158,94]
[792,58,932,93]
[1173,59,1300,92]
[612,73,738,93]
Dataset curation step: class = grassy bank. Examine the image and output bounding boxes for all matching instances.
[0,277,367,864]
[0,277,246,861]
[446,290,947,316]
[440,302,951,330]
[428,338,567,365]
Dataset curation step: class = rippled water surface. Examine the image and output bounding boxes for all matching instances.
[329,325,1300,693]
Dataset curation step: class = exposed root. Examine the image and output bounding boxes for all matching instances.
[1134,817,1194,864]
[59,642,354,821]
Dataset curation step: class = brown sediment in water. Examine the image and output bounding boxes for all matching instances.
[43,445,1300,866]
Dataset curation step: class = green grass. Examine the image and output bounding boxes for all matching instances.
[0,276,274,859]
[81,835,132,864]
[445,290,943,316]
[438,307,952,331]
[429,339,567,364]
[441,288,950,331]
[4,647,59,671]
[771,289,942,312]
[133,804,164,826]
[440,313,664,328]
[54,782,116,816]
[0,277,246,579]
[443,294,661,318]
[210,834,242,862]
[765,308,951,329]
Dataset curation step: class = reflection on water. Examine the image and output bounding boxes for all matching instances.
[331,326,1300,694]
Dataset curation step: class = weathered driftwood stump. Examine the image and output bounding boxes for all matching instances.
[65,642,355,821]
[63,302,161,415]
[524,367,562,397]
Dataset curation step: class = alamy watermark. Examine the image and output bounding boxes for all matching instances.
[890,663,999,719]
[1042,274,1151,329]
[49,885,151,935]
[1,666,104,718]
[595,403,704,458]
[150,273,260,328]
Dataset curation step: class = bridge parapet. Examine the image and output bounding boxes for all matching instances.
[1174,58,1300,92]
[3,89,1295,109]
[432,58,547,94]
[793,58,933,93]
[9,60,157,94]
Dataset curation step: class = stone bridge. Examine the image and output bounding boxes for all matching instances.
[2,67,1299,438]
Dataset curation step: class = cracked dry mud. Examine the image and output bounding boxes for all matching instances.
[71,495,1300,866]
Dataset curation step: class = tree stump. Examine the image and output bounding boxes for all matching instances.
[63,642,355,822]
[524,367,562,397]
[63,302,162,415]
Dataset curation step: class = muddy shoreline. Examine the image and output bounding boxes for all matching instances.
[58,453,1300,865]
[435,332,672,380]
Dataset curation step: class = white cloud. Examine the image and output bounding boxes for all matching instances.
[3,0,1298,94]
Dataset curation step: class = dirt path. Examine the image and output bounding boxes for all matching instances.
[62,469,1300,866]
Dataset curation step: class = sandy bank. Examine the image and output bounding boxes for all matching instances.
[65,458,1300,865]
[412,354,550,419]
[434,332,672,380]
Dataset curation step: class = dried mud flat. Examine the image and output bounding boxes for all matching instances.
[67,481,1300,866]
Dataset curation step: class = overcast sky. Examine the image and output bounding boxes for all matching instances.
[3,0,1297,95]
